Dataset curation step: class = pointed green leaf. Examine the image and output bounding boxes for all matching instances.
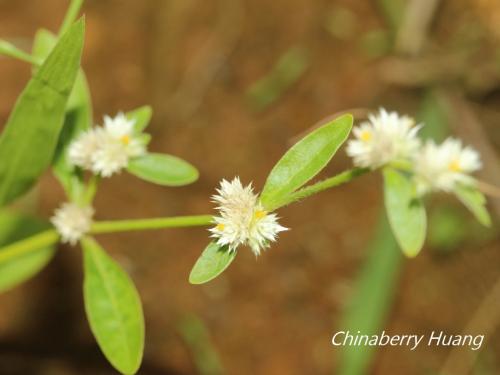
[127,153,199,186]
[383,168,427,257]
[31,28,92,201]
[0,19,85,207]
[454,184,491,227]
[0,212,57,293]
[260,114,353,208]
[126,106,152,132]
[82,237,144,375]
[52,71,92,200]
[189,242,236,285]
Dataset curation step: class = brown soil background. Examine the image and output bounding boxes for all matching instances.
[0,0,499,374]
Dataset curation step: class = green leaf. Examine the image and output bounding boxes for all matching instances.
[82,237,144,375]
[454,184,491,227]
[126,106,152,132]
[52,70,92,200]
[127,153,199,186]
[0,19,85,207]
[32,28,57,62]
[0,212,56,293]
[383,168,427,257]
[31,28,92,201]
[260,114,353,208]
[189,242,236,285]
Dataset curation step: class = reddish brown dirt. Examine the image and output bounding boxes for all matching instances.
[0,1,499,374]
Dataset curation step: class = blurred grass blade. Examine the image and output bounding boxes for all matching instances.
[336,215,402,375]
[127,153,199,186]
[0,212,56,293]
[383,168,427,257]
[189,242,236,285]
[178,314,225,375]
[417,90,449,142]
[428,205,468,252]
[358,30,392,59]
[454,185,491,227]
[377,0,407,32]
[127,106,152,132]
[82,237,144,375]
[0,39,39,64]
[0,19,85,207]
[260,114,353,209]
[246,47,309,112]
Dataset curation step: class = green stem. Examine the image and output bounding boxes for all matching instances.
[83,174,100,205]
[0,215,213,261]
[59,0,84,36]
[0,229,59,263]
[91,215,214,234]
[0,40,40,65]
[270,168,370,210]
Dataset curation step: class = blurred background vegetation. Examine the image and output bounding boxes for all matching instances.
[0,0,499,374]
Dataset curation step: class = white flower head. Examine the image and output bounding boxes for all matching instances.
[68,128,107,170]
[347,108,421,169]
[68,112,147,177]
[103,112,145,158]
[51,203,94,245]
[414,137,482,194]
[209,177,288,256]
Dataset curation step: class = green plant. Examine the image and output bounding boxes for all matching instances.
[0,2,492,374]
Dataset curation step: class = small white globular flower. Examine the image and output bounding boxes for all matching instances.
[51,203,94,245]
[102,112,145,158]
[346,108,421,169]
[92,112,146,177]
[68,112,147,177]
[413,137,482,195]
[209,177,288,256]
[68,128,107,170]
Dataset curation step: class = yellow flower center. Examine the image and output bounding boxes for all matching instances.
[254,210,267,219]
[360,130,372,142]
[216,223,225,231]
[120,134,131,145]
[449,160,462,172]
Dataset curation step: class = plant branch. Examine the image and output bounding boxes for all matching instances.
[59,0,84,36]
[0,215,214,262]
[91,215,214,234]
[0,40,40,65]
[270,168,370,210]
[0,229,59,263]
[83,174,100,205]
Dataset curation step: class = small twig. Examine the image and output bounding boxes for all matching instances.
[395,0,441,55]
[476,180,500,199]
[167,0,244,120]
[378,53,468,87]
